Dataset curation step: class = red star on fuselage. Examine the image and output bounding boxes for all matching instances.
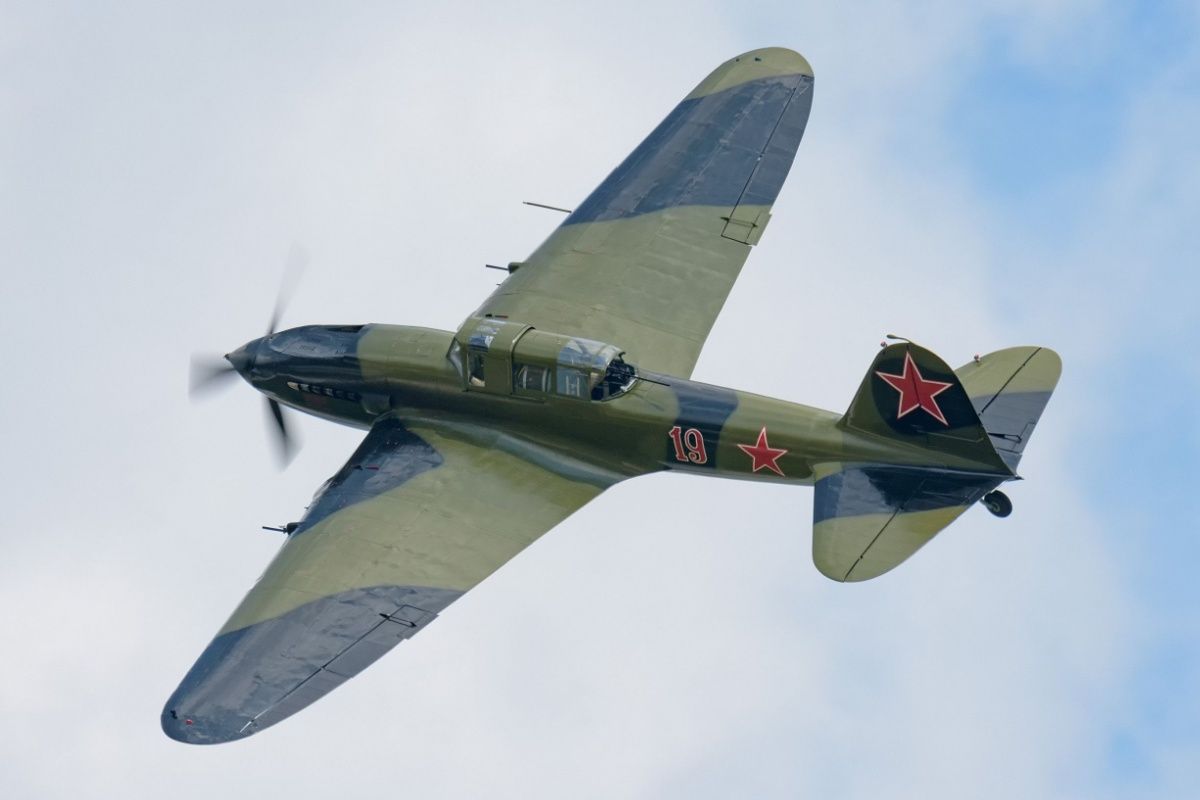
[737,427,787,476]
[874,351,954,426]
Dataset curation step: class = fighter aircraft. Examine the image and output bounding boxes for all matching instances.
[165,47,1060,744]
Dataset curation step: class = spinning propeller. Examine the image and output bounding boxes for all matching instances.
[189,246,308,467]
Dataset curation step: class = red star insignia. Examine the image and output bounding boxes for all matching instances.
[874,351,954,426]
[737,427,787,477]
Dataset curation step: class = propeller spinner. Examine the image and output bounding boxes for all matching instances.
[189,246,308,467]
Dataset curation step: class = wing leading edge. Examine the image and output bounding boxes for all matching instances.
[162,418,613,744]
[474,47,814,377]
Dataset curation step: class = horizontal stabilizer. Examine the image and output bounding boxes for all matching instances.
[955,347,1062,471]
[812,463,1005,581]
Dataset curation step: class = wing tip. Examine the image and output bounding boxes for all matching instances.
[161,704,255,746]
[687,47,813,100]
[736,47,813,75]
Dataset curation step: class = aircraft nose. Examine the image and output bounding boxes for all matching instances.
[224,339,260,378]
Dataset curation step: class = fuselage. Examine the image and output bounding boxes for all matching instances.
[228,322,979,487]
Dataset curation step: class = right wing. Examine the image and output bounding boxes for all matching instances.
[474,47,814,377]
[162,418,615,744]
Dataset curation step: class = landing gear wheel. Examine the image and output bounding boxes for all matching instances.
[982,490,1012,518]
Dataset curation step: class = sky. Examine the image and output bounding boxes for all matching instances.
[1,1,1197,797]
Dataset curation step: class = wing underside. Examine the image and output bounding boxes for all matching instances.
[474,47,814,377]
[162,418,611,743]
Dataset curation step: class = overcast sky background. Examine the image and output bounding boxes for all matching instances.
[2,1,1198,798]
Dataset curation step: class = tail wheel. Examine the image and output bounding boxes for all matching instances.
[983,490,1012,518]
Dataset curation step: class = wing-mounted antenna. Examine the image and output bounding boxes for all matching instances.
[481,201,573,282]
[522,200,573,214]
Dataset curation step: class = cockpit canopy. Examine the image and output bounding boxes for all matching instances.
[449,317,637,401]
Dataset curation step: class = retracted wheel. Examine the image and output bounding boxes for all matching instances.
[982,490,1012,518]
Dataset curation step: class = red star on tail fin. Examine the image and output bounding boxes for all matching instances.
[874,351,953,426]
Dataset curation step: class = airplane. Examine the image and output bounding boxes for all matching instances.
[165,47,1061,744]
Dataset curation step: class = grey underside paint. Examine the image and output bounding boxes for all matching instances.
[971,390,1055,470]
[295,418,443,535]
[564,73,813,224]
[813,465,1004,524]
[161,585,462,745]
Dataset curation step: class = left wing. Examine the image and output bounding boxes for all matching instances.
[162,418,613,744]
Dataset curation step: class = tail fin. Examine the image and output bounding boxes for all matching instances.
[840,342,1010,472]
[812,343,1060,582]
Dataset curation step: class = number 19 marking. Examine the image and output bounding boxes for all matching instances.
[668,425,708,465]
